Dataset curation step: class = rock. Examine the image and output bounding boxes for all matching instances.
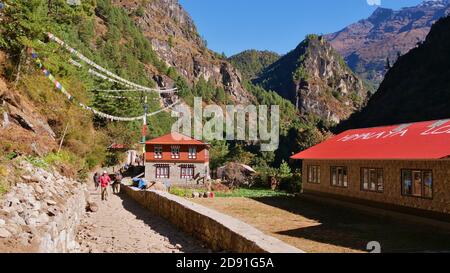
[45,199,57,206]
[0,227,12,238]
[4,223,21,234]
[34,185,44,194]
[86,202,98,213]
[37,213,50,225]
[0,219,5,226]
[47,207,58,217]
[25,217,37,226]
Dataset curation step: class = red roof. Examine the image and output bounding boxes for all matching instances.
[146,132,208,146]
[108,144,128,150]
[291,119,450,160]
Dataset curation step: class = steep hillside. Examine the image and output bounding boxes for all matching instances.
[228,50,280,80]
[255,35,368,124]
[112,0,255,104]
[326,0,450,85]
[0,0,177,175]
[337,16,450,131]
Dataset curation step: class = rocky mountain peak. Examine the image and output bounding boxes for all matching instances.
[368,7,394,25]
[112,0,254,104]
[419,0,450,8]
[336,15,450,131]
[326,0,450,85]
[254,35,368,124]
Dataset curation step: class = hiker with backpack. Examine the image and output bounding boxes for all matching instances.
[93,172,100,191]
[112,171,123,194]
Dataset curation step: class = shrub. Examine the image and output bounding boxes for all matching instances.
[279,171,301,193]
[25,156,48,169]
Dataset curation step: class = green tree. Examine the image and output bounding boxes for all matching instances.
[278,160,292,179]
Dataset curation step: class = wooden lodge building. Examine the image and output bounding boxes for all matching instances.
[291,119,450,221]
[144,132,210,185]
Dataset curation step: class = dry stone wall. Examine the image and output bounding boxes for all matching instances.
[0,160,88,253]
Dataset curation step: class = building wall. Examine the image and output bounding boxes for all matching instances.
[302,160,450,216]
[145,161,210,185]
[145,144,208,163]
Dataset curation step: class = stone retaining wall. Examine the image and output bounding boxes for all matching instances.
[0,160,88,253]
[122,185,304,253]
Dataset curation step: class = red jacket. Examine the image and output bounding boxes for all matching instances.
[99,174,111,188]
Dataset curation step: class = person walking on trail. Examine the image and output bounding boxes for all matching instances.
[99,171,111,201]
[112,171,123,194]
[93,172,100,191]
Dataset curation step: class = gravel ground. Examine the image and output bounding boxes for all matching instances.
[76,184,209,253]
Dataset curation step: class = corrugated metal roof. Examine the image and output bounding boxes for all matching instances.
[291,119,450,160]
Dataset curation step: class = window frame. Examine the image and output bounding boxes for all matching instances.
[154,145,163,159]
[180,165,195,179]
[330,166,348,188]
[307,165,321,184]
[401,169,433,200]
[171,145,180,159]
[360,167,384,193]
[188,146,197,159]
[155,165,170,179]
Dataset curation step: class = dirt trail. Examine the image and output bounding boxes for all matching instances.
[76,183,208,253]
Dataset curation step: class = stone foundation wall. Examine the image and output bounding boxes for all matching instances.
[145,162,209,185]
[0,160,88,253]
[122,185,303,253]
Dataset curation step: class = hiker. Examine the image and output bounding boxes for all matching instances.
[93,172,100,191]
[99,171,111,201]
[112,171,123,194]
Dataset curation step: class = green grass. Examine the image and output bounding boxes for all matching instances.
[24,156,49,169]
[0,164,9,197]
[169,186,291,199]
[215,188,292,198]
[169,187,207,198]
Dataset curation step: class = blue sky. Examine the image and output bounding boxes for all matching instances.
[179,0,425,56]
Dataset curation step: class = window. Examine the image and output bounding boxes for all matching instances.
[154,145,163,159]
[361,168,384,192]
[180,165,195,179]
[307,166,320,184]
[331,166,348,188]
[171,145,180,159]
[188,147,197,159]
[402,170,433,199]
[155,165,170,179]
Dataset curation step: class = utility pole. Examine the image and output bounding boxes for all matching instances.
[141,96,148,162]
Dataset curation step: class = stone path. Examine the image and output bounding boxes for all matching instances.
[76,183,208,253]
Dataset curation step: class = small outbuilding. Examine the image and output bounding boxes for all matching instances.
[291,119,450,221]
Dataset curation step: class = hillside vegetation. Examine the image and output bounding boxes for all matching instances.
[0,0,317,187]
[228,50,280,80]
[0,0,175,176]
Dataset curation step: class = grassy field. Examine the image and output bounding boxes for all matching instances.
[169,187,292,198]
[194,195,450,253]
[214,188,292,198]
